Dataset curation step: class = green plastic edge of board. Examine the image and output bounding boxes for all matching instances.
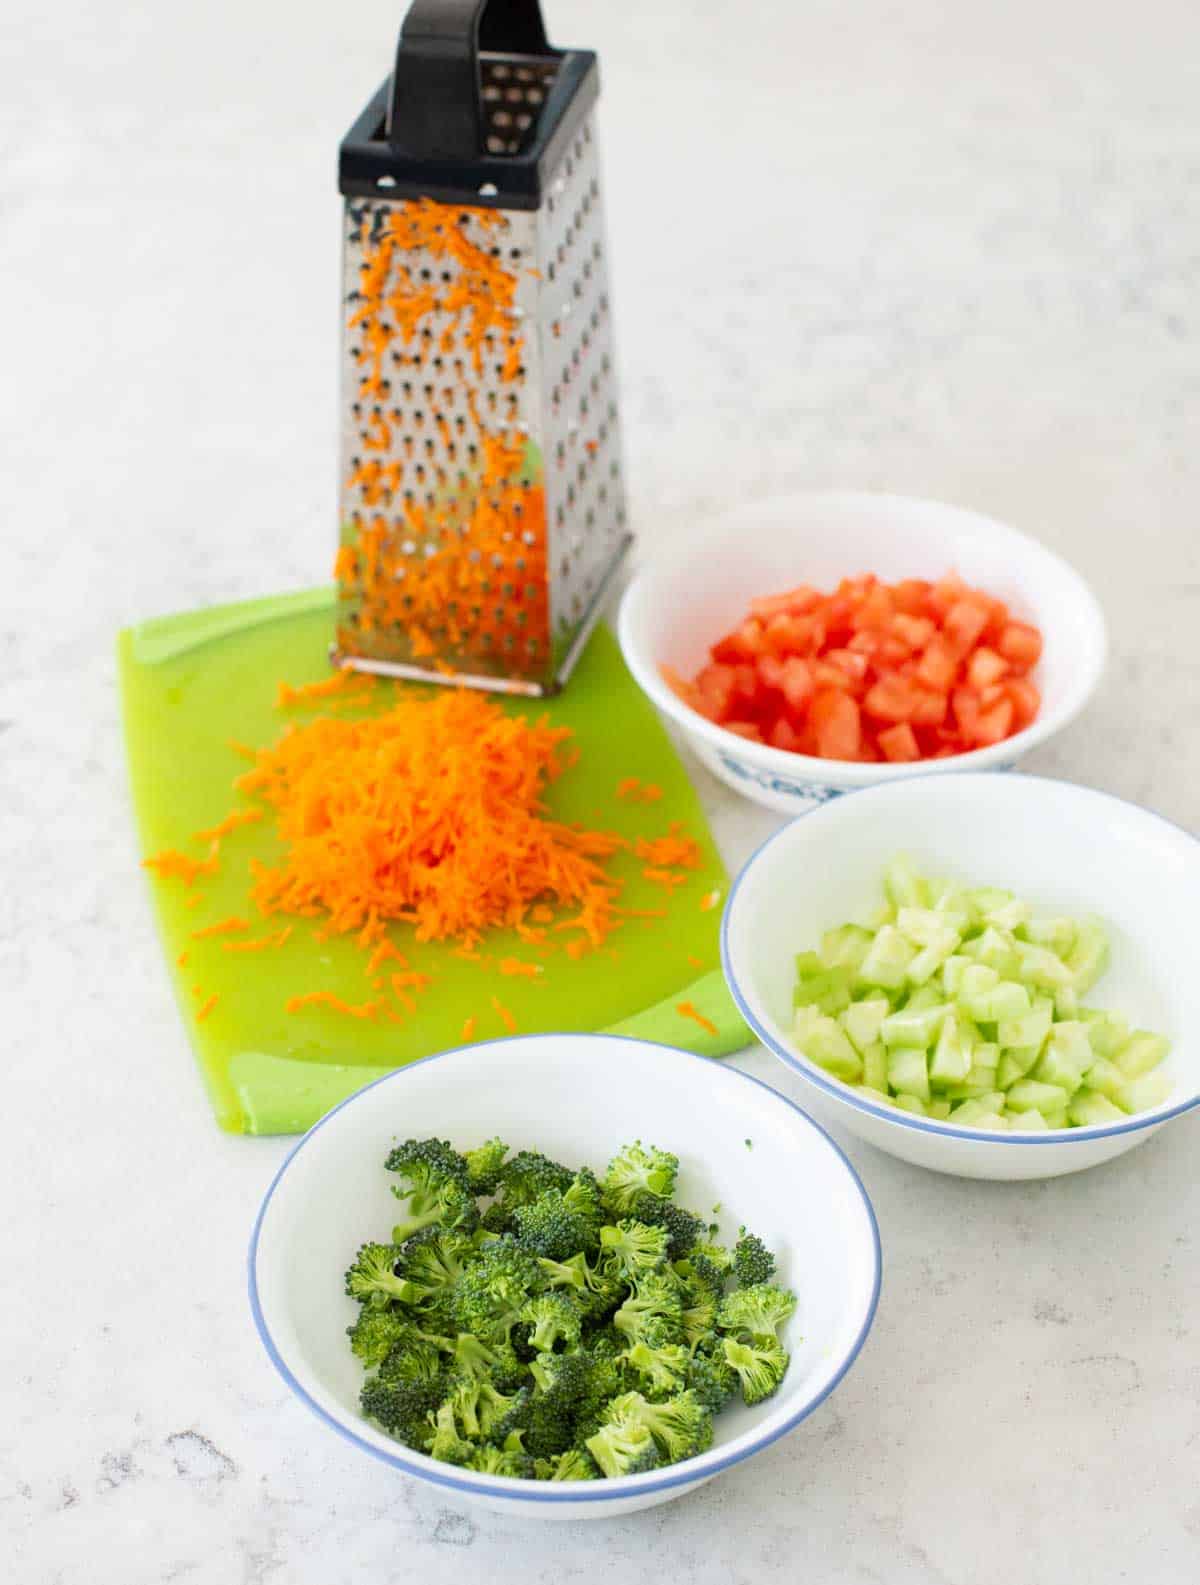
[230,970,750,1135]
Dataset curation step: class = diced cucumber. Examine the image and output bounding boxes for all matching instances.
[794,1011,862,1081]
[1112,1031,1170,1079]
[964,927,1020,975]
[1005,1078,1071,1116]
[897,908,960,948]
[887,1047,931,1102]
[852,1084,891,1105]
[841,997,890,1054]
[962,981,1031,1023]
[821,924,873,972]
[967,886,1013,919]
[940,955,971,996]
[793,967,854,1015]
[995,1045,1041,1089]
[1032,1023,1092,1095]
[1053,986,1079,1019]
[865,902,896,930]
[861,1040,889,1092]
[1006,1107,1051,1131]
[905,984,945,1012]
[1042,1107,1068,1130]
[929,1010,972,1085]
[957,963,999,1002]
[1082,1055,1125,1101]
[982,896,1031,933]
[1067,919,1109,994]
[795,950,824,979]
[857,925,917,990]
[927,1099,952,1120]
[1020,915,1078,953]
[892,1093,928,1116]
[883,854,929,911]
[1015,941,1073,990]
[880,1002,948,1049]
[1114,1071,1171,1114]
[997,996,1054,1052]
[949,1098,1009,1128]
[1080,1009,1131,1060]
[906,928,961,986]
[930,886,972,933]
[1068,1089,1127,1127]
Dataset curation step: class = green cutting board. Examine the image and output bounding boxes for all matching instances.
[119,589,748,1135]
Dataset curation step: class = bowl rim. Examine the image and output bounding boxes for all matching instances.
[247,1032,883,1504]
[721,771,1200,1144]
[617,489,1108,785]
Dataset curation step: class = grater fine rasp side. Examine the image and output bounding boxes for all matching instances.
[333,4,629,696]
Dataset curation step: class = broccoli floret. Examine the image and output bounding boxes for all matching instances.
[585,1414,662,1478]
[601,1141,679,1215]
[360,1371,443,1451]
[346,1303,410,1367]
[632,1194,707,1259]
[444,1375,530,1442]
[377,1336,445,1387]
[523,1350,591,1459]
[480,1199,516,1235]
[425,1398,476,1464]
[464,1137,509,1195]
[384,1137,476,1243]
[451,1332,524,1392]
[464,1442,534,1478]
[519,1292,583,1353]
[394,1227,476,1305]
[622,1338,691,1399]
[679,1286,720,1352]
[598,1218,671,1280]
[541,1447,601,1481]
[732,1228,776,1288]
[606,1389,714,1464]
[722,1335,790,1406]
[686,1348,739,1413]
[717,1282,797,1342]
[344,1243,421,1307]
[674,1250,729,1297]
[497,1150,575,1208]
[452,1238,542,1342]
[612,1271,684,1346]
[513,1189,593,1262]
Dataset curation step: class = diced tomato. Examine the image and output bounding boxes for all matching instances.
[927,572,970,618]
[914,634,959,692]
[711,619,766,662]
[943,598,991,656]
[748,585,820,620]
[982,600,1010,645]
[812,660,858,693]
[877,722,920,762]
[970,696,1015,746]
[768,716,802,752]
[892,579,932,616]
[966,647,1009,690]
[823,648,870,686]
[810,689,861,759]
[997,622,1043,672]
[778,656,813,712]
[1005,676,1041,728]
[863,671,921,723]
[909,689,948,726]
[695,663,736,718]
[951,686,982,737]
[847,630,884,656]
[892,612,936,650]
[977,683,1008,708]
[762,612,824,657]
[730,664,759,707]
[723,721,762,741]
[849,584,895,632]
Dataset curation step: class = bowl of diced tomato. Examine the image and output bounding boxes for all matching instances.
[617,492,1106,814]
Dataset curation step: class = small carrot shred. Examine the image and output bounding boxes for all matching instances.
[183,893,201,909]
[643,867,688,891]
[143,845,219,885]
[191,915,250,939]
[531,905,555,924]
[276,670,374,709]
[492,995,517,1032]
[285,991,382,1021]
[616,777,641,800]
[367,939,409,974]
[699,889,722,912]
[565,939,588,961]
[676,1000,718,1037]
[228,738,258,761]
[461,1016,477,1041]
[391,970,433,993]
[640,783,663,803]
[616,777,666,804]
[635,825,703,870]
[176,950,189,968]
[191,808,263,843]
[221,926,292,953]
[196,993,219,1023]
[498,957,542,979]
[686,953,705,970]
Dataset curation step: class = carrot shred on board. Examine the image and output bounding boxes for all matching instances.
[565,939,588,961]
[367,939,409,974]
[635,825,703,870]
[228,738,258,761]
[498,957,542,979]
[143,845,218,885]
[191,808,263,843]
[686,953,705,970]
[676,1001,717,1037]
[616,777,666,805]
[492,995,517,1032]
[391,970,433,994]
[461,1016,477,1041]
[191,915,250,940]
[183,893,201,909]
[643,867,688,891]
[699,889,722,912]
[276,670,374,710]
[285,991,382,1021]
[222,926,292,954]
[640,783,663,803]
[616,777,641,800]
[196,993,219,1023]
[531,905,554,924]
[176,950,189,968]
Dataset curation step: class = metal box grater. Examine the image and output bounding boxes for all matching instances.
[333,0,630,696]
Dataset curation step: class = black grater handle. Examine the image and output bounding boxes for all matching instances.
[389,0,552,159]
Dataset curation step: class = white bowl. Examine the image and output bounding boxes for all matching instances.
[618,491,1107,813]
[722,774,1200,1180]
[248,1035,880,1519]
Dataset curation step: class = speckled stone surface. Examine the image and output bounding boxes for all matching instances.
[3,0,1199,1579]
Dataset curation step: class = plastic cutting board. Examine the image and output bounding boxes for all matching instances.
[119,588,748,1134]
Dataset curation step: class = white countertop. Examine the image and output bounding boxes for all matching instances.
[4,0,1199,1579]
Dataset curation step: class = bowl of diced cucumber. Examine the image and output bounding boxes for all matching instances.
[721,773,1198,1180]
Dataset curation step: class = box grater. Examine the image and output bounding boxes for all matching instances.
[333,0,630,696]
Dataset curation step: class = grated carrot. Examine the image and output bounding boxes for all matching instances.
[616,777,665,804]
[565,939,588,961]
[492,995,517,1032]
[176,950,189,968]
[643,867,688,891]
[143,845,218,885]
[367,939,409,974]
[183,893,201,909]
[616,777,641,800]
[222,926,292,954]
[191,915,250,940]
[641,783,663,803]
[285,991,382,1021]
[196,993,219,1023]
[228,738,258,761]
[276,670,374,709]
[391,970,433,994]
[461,1016,477,1041]
[498,957,542,979]
[676,1001,718,1037]
[192,809,263,843]
[686,953,705,970]
[699,889,722,912]
[635,824,702,870]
